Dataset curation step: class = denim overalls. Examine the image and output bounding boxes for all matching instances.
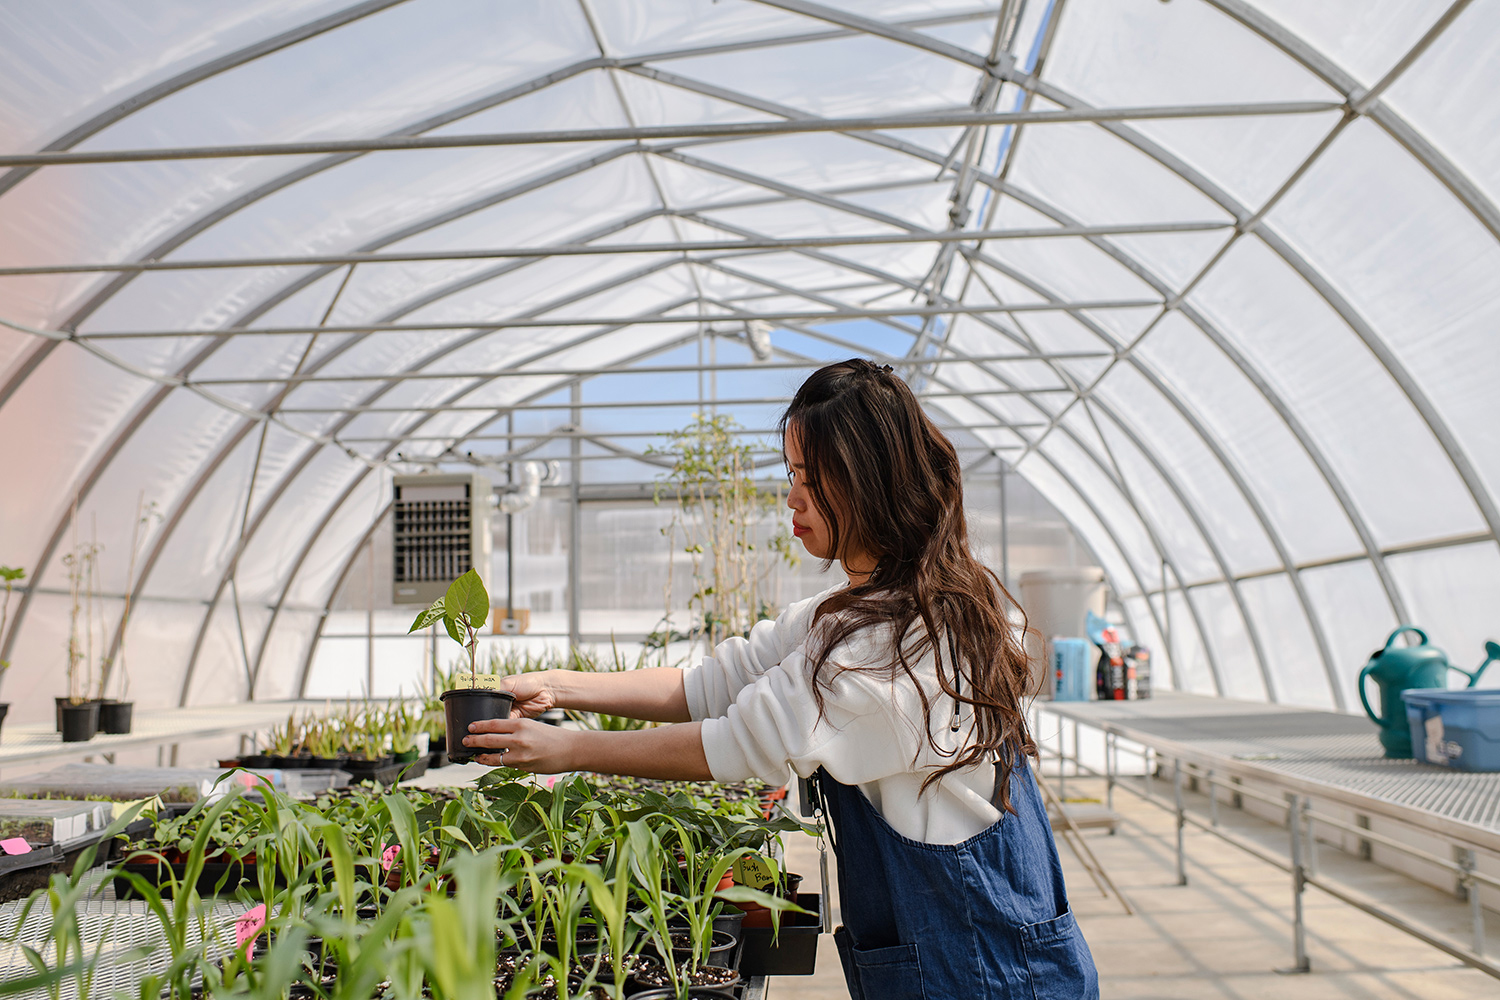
[815,757,1099,999]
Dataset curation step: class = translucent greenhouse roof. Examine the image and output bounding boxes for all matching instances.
[1,0,1498,720]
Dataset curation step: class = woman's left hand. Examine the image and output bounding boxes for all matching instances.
[464,717,576,772]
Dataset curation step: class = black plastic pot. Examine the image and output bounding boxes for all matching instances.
[54,696,72,732]
[240,754,273,768]
[625,990,738,1000]
[441,688,516,764]
[309,755,346,769]
[0,702,8,737]
[651,929,738,969]
[59,701,100,743]
[627,962,741,996]
[97,699,134,734]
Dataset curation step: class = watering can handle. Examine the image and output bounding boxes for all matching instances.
[1383,625,1427,651]
[1358,663,1380,725]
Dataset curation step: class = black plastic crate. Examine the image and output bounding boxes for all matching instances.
[737,892,821,977]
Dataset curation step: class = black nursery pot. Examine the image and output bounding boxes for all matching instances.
[59,700,100,743]
[97,699,134,734]
[0,703,8,736]
[441,688,516,764]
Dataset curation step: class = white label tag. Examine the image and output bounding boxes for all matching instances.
[1424,715,1447,765]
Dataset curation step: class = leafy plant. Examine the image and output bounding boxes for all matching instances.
[648,413,798,652]
[408,569,490,689]
[0,565,23,675]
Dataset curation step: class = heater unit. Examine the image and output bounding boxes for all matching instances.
[391,473,492,605]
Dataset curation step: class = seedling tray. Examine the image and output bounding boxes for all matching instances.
[737,892,821,977]
[113,858,281,899]
[343,757,428,786]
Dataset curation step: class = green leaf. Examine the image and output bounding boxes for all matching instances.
[408,596,447,634]
[444,568,489,628]
[444,615,465,646]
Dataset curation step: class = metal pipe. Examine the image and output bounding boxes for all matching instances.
[178,352,1114,385]
[57,300,1162,340]
[568,383,582,652]
[1174,759,1188,886]
[0,102,1344,168]
[1284,794,1312,974]
[0,222,1233,276]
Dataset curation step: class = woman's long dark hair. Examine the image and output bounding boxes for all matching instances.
[782,358,1036,809]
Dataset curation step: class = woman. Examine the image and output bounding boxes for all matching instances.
[465,358,1099,999]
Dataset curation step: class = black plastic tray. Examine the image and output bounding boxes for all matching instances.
[342,757,429,786]
[737,892,821,977]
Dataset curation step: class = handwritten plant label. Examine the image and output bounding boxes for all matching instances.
[731,854,777,892]
[0,838,31,856]
[112,795,163,821]
[382,844,401,871]
[235,904,267,950]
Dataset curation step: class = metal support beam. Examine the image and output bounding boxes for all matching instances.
[60,300,1160,341]
[0,222,1233,277]
[0,102,1343,168]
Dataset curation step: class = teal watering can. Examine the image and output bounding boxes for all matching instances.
[1358,627,1499,758]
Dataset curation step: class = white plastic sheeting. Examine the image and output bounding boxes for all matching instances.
[2,0,1498,722]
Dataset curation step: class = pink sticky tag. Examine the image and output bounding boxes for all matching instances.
[235,904,267,949]
[0,838,31,856]
[381,844,400,871]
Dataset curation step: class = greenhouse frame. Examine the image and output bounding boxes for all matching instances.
[2,1,1500,996]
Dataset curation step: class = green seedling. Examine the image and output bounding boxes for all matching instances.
[408,569,490,689]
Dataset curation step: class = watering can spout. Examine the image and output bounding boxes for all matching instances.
[1457,640,1500,688]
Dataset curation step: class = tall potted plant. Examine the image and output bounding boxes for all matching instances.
[0,564,23,736]
[408,569,513,764]
[58,510,100,743]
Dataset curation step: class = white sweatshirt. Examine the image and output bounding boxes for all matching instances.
[685,586,1004,845]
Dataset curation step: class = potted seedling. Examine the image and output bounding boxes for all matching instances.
[58,512,100,743]
[0,565,23,736]
[408,569,513,764]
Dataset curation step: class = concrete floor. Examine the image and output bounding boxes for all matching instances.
[772,772,1499,999]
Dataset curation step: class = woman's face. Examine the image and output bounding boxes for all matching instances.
[785,428,879,581]
[784,429,833,560]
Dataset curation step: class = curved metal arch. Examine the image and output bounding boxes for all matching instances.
[1203,0,1500,245]
[2,10,1023,669]
[620,46,1373,699]
[2,1,1476,710]
[987,182,1410,625]
[286,323,722,698]
[244,308,715,698]
[0,0,413,202]
[1016,69,1500,546]
[688,304,1197,692]
[685,265,1212,692]
[0,2,1002,413]
[958,241,1343,704]
[675,190,1284,696]
[172,263,701,703]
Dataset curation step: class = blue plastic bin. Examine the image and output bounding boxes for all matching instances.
[1052,638,1092,702]
[1402,688,1500,771]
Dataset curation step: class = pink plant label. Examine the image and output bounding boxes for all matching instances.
[235,904,267,949]
[0,838,31,856]
[382,844,400,871]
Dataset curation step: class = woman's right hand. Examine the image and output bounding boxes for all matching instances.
[500,670,562,719]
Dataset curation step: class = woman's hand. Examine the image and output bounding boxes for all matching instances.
[465,717,576,772]
[499,670,561,719]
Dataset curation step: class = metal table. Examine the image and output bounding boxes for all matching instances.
[0,701,335,768]
[1039,692,1500,977]
[1041,692,1500,853]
